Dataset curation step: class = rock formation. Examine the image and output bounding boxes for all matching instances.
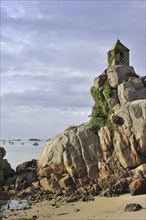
[0,147,14,185]
[37,64,146,196]
[1,41,146,200]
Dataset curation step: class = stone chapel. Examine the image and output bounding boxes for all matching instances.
[107,39,130,67]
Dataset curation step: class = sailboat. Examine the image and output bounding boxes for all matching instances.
[8,133,14,145]
[9,140,14,145]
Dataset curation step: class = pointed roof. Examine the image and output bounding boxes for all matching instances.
[109,39,130,52]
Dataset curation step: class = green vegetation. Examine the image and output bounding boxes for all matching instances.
[89,80,114,133]
[108,51,114,66]
[103,80,112,100]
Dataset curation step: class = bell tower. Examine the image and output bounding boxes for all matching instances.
[107,39,130,67]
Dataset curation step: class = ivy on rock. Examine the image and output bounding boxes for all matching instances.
[89,79,113,133]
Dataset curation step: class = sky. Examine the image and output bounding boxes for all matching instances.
[1,0,145,140]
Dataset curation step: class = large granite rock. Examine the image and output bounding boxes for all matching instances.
[113,100,146,157]
[94,74,107,89]
[129,178,146,196]
[107,65,136,88]
[113,129,143,169]
[38,123,102,184]
[37,65,146,196]
[38,123,129,193]
[107,89,119,107]
[128,100,146,155]
[118,78,146,104]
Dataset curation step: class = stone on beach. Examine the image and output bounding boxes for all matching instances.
[124,203,142,212]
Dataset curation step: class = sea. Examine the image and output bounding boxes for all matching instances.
[0,140,47,216]
[0,140,47,170]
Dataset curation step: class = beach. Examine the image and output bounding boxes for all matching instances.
[1,194,146,220]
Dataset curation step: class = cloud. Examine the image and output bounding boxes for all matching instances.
[1,83,92,109]
[1,0,145,139]
[1,104,91,139]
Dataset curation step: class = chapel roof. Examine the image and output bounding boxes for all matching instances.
[109,39,130,52]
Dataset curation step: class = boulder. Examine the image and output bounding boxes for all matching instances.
[107,65,136,88]
[3,160,38,191]
[94,74,107,89]
[2,159,14,178]
[38,123,102,184]
[0,147,6,184]
[0,147,6,158]
[129,178,146,196]
[38,133,68,173]
[131,164,146,178]
[113,100,146,157]
[124,203,142,212]
[114,129,142,169]
[16,160,37,173]
[107,89,119,107]
[0,147,13,184]
[118,78,146,104]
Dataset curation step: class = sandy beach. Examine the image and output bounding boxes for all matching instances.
[2,194,145,220]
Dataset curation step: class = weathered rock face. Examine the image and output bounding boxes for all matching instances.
[38,123,132,195]
[98,126,112,161]
[37,65,146,196]
[107,65,137,88]
[113,129,143,169]
[113,100,146,158]
[118,78,146,104]
[94,74,107,89]
[4,160,38,192]
[0,147,14,185]
[38,123,102,185]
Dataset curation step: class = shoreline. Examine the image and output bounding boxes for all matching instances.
[1,193,145,220]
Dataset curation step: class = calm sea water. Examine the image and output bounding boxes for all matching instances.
[0,140,46,170]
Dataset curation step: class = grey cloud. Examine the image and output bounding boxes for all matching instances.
[1,85,93,109]
[1,1,145,139]
[2,1,145,76]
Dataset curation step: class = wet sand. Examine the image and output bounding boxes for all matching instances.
[1,194,146,220]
